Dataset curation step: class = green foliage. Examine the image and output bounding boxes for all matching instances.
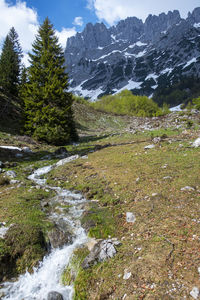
[91,90,166,117]
[192,97,200,110]
[0,27,23,96]
[23,18,77,145]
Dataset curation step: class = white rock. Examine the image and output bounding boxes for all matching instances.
[123,270,132,280]
[10,180,20,184]
[144,144,155,150]
[198,267,200,275]
[190,287,200,299]
[192,138,200,148]
[6,170,17,178]
[181,186,195,192]
[126,212,136,223]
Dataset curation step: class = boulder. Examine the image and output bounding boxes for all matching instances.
[48,226,73,249]
[82,239,121,269]
[47,291,64,300]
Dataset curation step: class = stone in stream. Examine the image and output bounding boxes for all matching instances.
[47,291,64,300]
[47,226,73,248]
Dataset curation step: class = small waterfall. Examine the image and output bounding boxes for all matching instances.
[2,156,88,300]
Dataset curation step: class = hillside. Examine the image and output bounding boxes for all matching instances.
[0,100,199,299]
[65,7,200,104]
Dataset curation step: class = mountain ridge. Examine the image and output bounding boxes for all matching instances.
[64,7,200,103]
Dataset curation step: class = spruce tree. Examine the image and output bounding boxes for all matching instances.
[23,17,77,145]
[0,27,22,96]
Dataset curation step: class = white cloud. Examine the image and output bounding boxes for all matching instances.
[0,0,39,52]
[87,0,200,25]
[73,17,83,26]
[55,27,77,49]
[0,0,76,66]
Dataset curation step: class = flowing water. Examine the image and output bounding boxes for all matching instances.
[1,156,89,300]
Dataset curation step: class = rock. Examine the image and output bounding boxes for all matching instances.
[153,137,161,144]
[22,147,32,153]
[47,291,64,300]
[192,137,200,148]
[0,161,3,167]
[5,170,17,178]
[198,267,200,275]
[54,147,68,158]
[126,212,136,223]
[123,270,132,280]
[82,239,120,269]
[163,176,172,180]
[144,144,155,150]
[10,180,20,184]
[48,226,73,248]
[190,287,200,299]
[0,168,2,174]
[181,186,195,192]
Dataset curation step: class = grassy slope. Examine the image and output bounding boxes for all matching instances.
[0,100,199,299]
[47,103,200,299]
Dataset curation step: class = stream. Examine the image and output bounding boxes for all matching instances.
[1,155,89,300]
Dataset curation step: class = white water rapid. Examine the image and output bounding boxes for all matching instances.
[1,155,89,300]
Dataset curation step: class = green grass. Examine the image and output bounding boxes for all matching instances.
[48,128,200,299]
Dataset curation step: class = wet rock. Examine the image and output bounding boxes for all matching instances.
[190,287,200,299]
[54,147,68,158]
[144,144,155,150]
[15,153,23,158]
[5,171,17,178]
[126,212,136,223]
[47,291,64,300]
[48,226,73,248]
[82,239,121,269]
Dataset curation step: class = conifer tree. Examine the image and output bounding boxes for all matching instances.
[23,17,77,145]
[0,27,23,96]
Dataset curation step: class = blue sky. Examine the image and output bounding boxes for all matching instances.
[0,0,199,65]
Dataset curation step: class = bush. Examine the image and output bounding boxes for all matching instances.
[192,97,200,110]
[91,90,168,117]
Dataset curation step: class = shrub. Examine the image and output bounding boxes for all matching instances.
[91,90,167,117]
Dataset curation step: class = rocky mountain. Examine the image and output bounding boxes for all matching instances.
[64,7,200,102]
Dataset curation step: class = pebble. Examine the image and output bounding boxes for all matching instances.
[126,212,136,223]
[190,287,200,299]
[144,144,155,150]
[181,186,195,192]
[123,270,132,280]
